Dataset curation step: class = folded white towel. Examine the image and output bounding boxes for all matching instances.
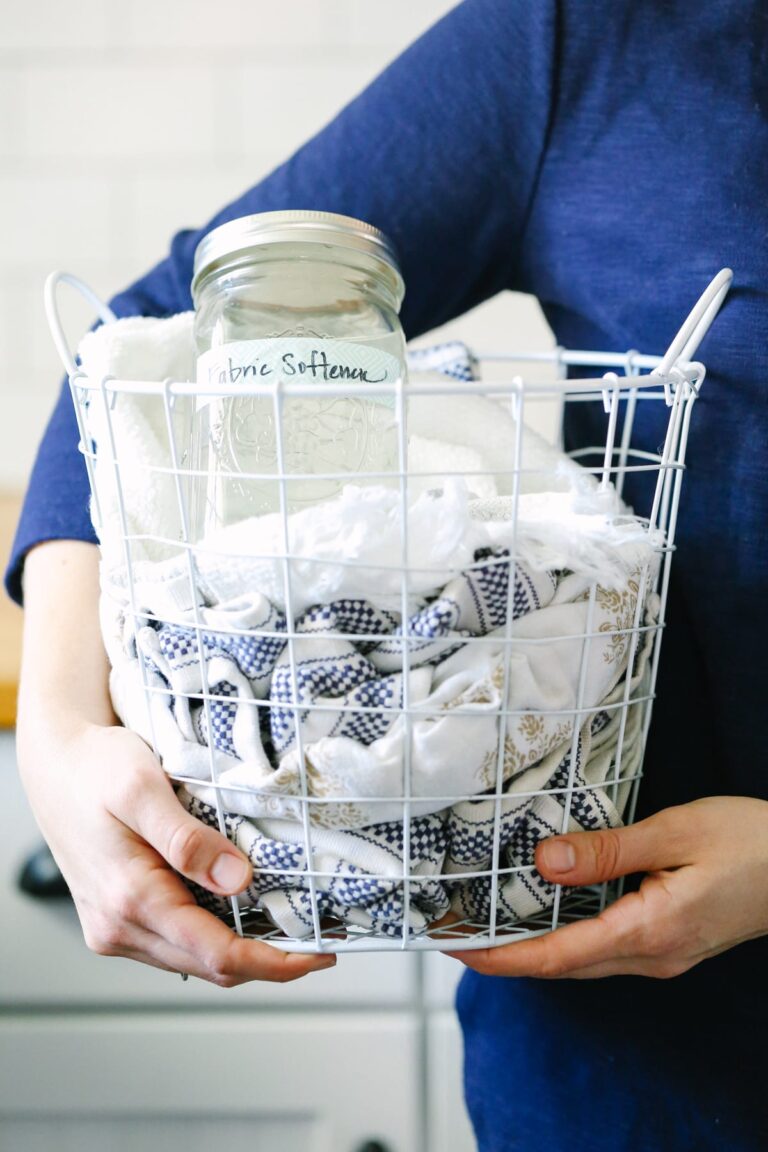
[78,311,196,384]
[79,313,196,570]
[407,434,498,500]
[404,340,584,495]
[407,391,585,497]
[77,315,600,575]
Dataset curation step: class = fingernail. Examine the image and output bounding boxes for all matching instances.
[317,954,337,968]
[541,840,576,873]
[210,853,251,891]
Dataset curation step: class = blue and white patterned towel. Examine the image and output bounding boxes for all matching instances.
[178,676,648,939]
[151,558,654,938]
[182,794,451,938]
[405,340,478,381]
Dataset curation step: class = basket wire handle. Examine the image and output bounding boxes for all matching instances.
[655,267,733,377]
[45,266,732,383]
[44,271,117,377]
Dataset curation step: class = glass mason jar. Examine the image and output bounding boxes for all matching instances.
[189,210,407,537]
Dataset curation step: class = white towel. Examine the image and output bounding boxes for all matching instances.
[103,478,654,625]
[78,312,196,570]
[77,311,196,383]
[77,316,606,576]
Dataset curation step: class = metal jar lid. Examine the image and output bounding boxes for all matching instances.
[191,209,405,305]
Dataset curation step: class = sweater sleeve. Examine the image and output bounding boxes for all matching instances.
[5,0,555,604]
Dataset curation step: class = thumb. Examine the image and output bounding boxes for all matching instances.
[117,769,253,896]
[535,811,687,886]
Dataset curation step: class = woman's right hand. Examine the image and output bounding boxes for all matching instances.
[16,540,336,986]
[18,720,336,985]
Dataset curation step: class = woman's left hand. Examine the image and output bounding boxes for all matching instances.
[444,796,768,979]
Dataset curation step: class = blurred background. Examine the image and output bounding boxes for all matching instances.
[0,3,553,1149]
[0,0,551,491]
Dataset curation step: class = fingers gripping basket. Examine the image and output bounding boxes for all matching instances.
[45,269,731,953]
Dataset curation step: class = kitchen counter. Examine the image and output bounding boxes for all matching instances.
[0,495,21,727]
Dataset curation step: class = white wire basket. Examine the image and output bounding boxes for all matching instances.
[45,268,731,953]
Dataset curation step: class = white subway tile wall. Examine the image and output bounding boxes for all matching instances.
[0,0,552,492]
[1,2,113,52]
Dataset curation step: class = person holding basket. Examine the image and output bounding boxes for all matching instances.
[6,1,768,1148]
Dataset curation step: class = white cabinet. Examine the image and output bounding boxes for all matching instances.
[0,1014,418,1152]
[421,955,477,1152]
[427,1012,477,1152]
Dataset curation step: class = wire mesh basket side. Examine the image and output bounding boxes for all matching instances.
[47,269,731,953]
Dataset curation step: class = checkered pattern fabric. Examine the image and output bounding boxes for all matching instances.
[330,676,400,745]
[299,599,399,642]
[157,618,287,684]
[445,730,622,923]
[269,650,379,752]
[405,340,478,381]
[365,548,557,673]
[183,792,451,938]
[195,681,239,757]
[142,547,558,764]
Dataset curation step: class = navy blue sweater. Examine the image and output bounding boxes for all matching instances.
[7,2,768,1147]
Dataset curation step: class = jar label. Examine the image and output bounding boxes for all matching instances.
[196,337,403,409]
